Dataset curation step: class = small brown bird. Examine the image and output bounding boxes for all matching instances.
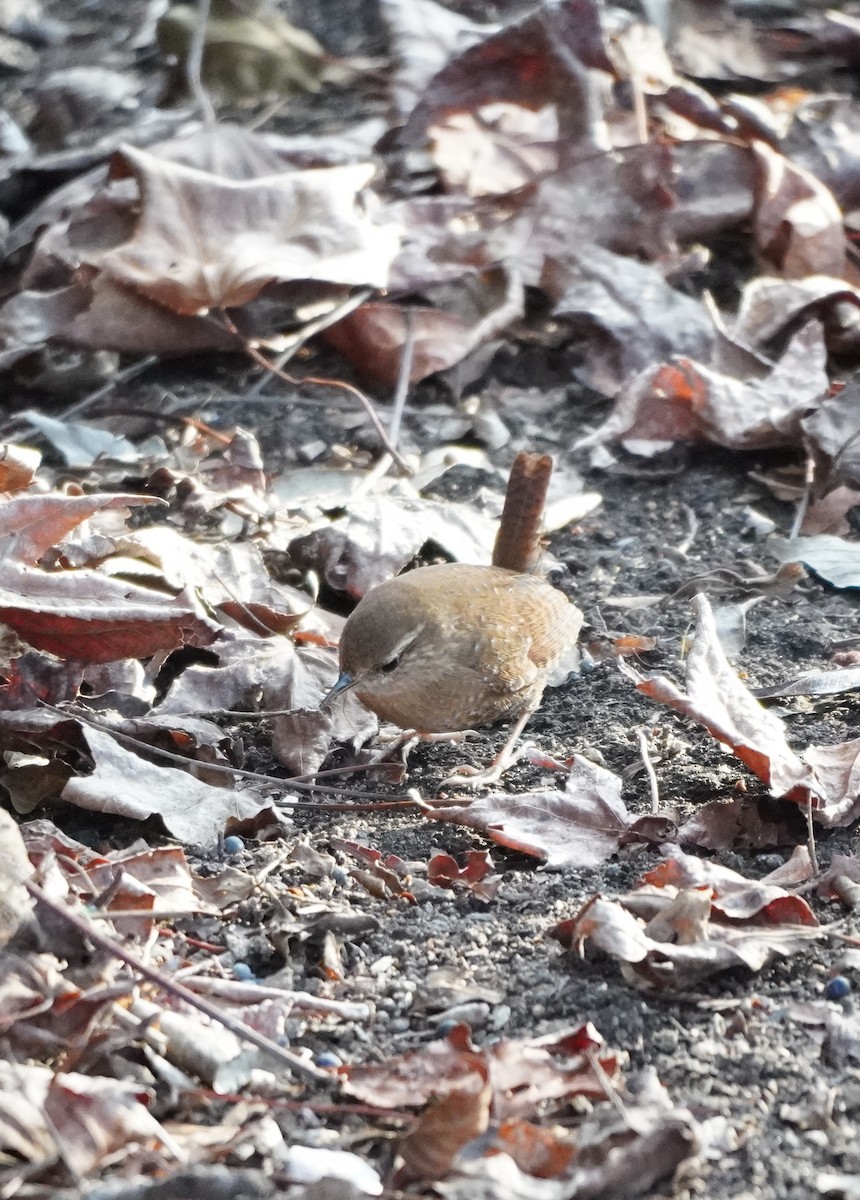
[323,453,583,787]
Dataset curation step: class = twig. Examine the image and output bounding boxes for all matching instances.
[182,977,372,1020]
[24,879,331,1085]
[806,794,820,876]
[789,455,815,541]
[218,311,411,473]
[388,308,415,452]
[58,355,159,421]
[585,1046,629,1122]
[245,288,372,397]
[636,728,661,815]
[246,94,289,132]
[675,503,699,558]
[37,700,421,808]
[186,0,217,127]
[89,908,221,920]
[187,1087,413,1121]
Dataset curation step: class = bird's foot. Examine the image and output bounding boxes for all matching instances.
[421,730,478,745]
[439,743,532,791]
[437,710,535,792]
[370,728,478,766]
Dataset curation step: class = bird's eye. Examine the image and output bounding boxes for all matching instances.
[380,656,400,674]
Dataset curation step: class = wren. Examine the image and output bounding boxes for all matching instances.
[323,453,583,787]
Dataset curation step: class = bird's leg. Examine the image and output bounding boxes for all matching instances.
[367,728,478,766]
[439,708,534,791]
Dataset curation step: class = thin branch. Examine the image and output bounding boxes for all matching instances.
[37,700,421,809]
[636,728,661,814]
[388,308,416,452]
[186,0,217,127]
[59,355,159,421]
[218,310,412,473]
[805,794,820,876]
[789,454,815,541]
[25,879,330,1085]
[246,289,372,397]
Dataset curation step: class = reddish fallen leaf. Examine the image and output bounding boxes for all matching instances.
[394,1067,491,1186]
[578,320,828,454]
[428,850,501,901]
[1,952,130,1059]
[0,443,40,492]
[331,838,415,902]
[0,560,219,663]
[429,755,632,867]
[552,861,824,990]
[625,593,860,826]
[428,849,492,887]
[324,271,522,389]
[0,651,83,709]
[395,0,613,150]
[612,633,658,656]
[437,1101,703,1199]
[0,1064,173,1176]
[340,1021,617,1120]
[0,492,163,566]
[752,140,846,278]
[640,850,818,926]
[494,1118,574,1179]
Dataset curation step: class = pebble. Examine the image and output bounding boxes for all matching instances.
[435,1019,458,1036]
[315,1051,343,1068]
[652,1027,679,1053]
[826,975,851,1000]
[429,1002,489,1029]
[223,835,244,855]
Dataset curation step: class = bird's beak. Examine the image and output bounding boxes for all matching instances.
[321,671,355,708]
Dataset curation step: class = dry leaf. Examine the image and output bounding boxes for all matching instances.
[626,594,860,826]
[341,1021,616,1120]
[0,443,40,491]
[47,723,268,845]
[98,148,400,314]
[552,863,823,990]
[395,1069,491,1186]
[0,560,219,663]
[547,245,716,397]
[0,811,34,949]
[578,321,828,454]
[0,492,162,566]
[0,1063,173,1176]
[430,755,632,868]
[325,270,522,390]
[753,140,846,278]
